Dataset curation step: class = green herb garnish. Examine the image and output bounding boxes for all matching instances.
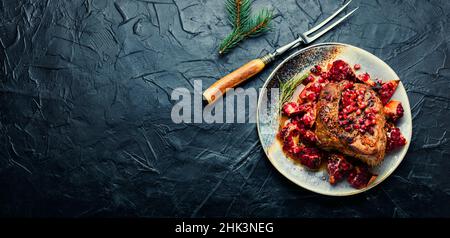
[279,73,309,107]
[219,0,273,55]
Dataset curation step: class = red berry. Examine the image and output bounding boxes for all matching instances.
[298,147,323,170]
[305,74,315,84]
[347,165,377,189]
[383,100,404,122]
[327,154,353,185]
[326,60,356,82]
[375,80,400,105]
[386,125,407,151]
[357,73,376,86]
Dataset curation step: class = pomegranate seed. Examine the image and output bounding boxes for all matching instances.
[310,65,322,75]
[386,124,407,151]
[305,74,315,84]
[327,154,353,185]
[348,166,376,189]
[376,80,400,105]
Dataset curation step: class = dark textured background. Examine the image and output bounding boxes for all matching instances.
[1,0,449,217]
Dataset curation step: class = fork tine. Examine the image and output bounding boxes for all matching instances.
[303,0,353,36]
[306,7,358,42]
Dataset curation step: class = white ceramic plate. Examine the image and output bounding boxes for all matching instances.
[257,43,412,196]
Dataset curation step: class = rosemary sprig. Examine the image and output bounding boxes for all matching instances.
[219,0,273,55]
[279,73,309,107]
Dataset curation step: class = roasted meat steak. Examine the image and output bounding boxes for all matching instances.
[315,81,387,166]
[278,60,408,189]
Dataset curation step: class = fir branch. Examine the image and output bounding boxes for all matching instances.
[219,0,272,55]
[219,29,244,55]
[225,0,251,30]
[242,9,272,37]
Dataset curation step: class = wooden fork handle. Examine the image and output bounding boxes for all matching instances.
[203,59,266,104]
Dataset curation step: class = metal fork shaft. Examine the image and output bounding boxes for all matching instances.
[269,1,357,60]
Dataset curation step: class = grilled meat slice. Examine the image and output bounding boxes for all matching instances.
[315,81,387,166]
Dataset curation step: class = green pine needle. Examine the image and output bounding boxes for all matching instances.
[225,0,251,29]
[279,73,309,107]
[243,9,272,37]
[277,73,308,119]
[219,29,244,55]
[219,0,273,55]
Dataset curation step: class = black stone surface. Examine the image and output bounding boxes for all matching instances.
[1,0,450,217]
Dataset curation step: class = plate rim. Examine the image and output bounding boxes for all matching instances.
[256,42,412,196]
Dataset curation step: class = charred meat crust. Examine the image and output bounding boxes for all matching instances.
[315,81,387,166]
